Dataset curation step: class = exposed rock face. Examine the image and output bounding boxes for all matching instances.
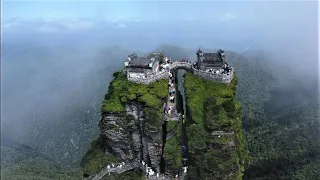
[146,133,162,168]
[99,103,163,170]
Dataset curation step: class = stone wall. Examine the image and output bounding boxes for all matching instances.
[192,66,234,84]
[128,72,169,84]
[168,62,193,72]
[127,62,234,84]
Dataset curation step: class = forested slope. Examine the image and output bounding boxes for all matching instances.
[2,44,318,179]
[231,52,320,180]
[1,137,82,180]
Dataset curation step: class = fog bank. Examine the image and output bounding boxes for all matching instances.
[1,1,318,166]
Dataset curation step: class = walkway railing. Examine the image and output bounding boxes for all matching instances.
[169,62,193,71]
[89,161,138,180]
[88,159,188,180]
[192,66,234,83]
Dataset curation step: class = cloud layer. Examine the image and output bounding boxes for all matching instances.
[2,18,98,32]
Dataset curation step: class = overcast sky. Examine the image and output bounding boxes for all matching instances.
[2,1,318,24]
[1,1,318,166]
[2,1,318,50]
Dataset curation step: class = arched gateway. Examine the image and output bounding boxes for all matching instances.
[124,49,234,84]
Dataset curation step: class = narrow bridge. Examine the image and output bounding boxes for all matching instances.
[168,62,193,72]
[126,62,194,84]
[89,62,209,180]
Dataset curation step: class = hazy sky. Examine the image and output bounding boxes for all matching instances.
[1,0,318,167]
[2,1,318,51]
[2,1,318,23]
[2,1,270,21]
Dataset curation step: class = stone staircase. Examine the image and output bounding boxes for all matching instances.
[88,159,188,180]
[90,62,193,180]
[89,161,138,180]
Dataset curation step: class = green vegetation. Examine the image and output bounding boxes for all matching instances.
[82,70,167,177]
[184,73,238,124]
[164,137,182,170]
[184,73,249,180]
[101,70,167,133]
[232,57,320,180]
[80,138,145,180]
[167,121,178,132]
[144,108,163,132]
[1,146,82,180]
[164,121,183,170]
[187,124,208,154]
[101,71,167,113]
[80,138,119,176]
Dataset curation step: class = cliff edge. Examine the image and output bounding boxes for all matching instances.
[81,71,168,179]
[184,73,249,179]
[81,68,248,180]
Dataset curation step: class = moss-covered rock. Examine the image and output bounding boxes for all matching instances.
[163,121,182,173]
[101,71,167,113]
[184,73,249,179]
[144,108,163,133]
[80,138,119,176]
[83,70,169,178]
[163,136,182,171]
[166,121,178,132]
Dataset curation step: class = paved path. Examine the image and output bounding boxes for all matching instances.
[169,62,193,72]
[89,161,140,180]
[88,159,187,180]
[89,62,193,180]
[163,70,181,122]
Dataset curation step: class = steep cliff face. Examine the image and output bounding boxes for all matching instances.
[99,102,163,169]
[184,73,249,180]
[80,71,168,177]
[81,69,248,179]
[163,121,182,176]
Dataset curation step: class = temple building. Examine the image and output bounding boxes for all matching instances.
[196,49,227,71]
[124,53,160,78]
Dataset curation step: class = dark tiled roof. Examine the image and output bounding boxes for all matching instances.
[128,68,146,73]
[129,57,152,68]
[203,53,222,62]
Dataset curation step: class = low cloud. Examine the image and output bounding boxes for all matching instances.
[117,23,127,28]
[58,19,95,30]
[219,13,237,22]
[2,18,96,33]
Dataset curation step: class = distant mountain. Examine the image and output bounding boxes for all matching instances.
[1,43,129,168]
[1,42,318,179]
[1,146,81,180]
[1,134,34,151]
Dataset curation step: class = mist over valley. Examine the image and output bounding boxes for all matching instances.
[1,1,318,179]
